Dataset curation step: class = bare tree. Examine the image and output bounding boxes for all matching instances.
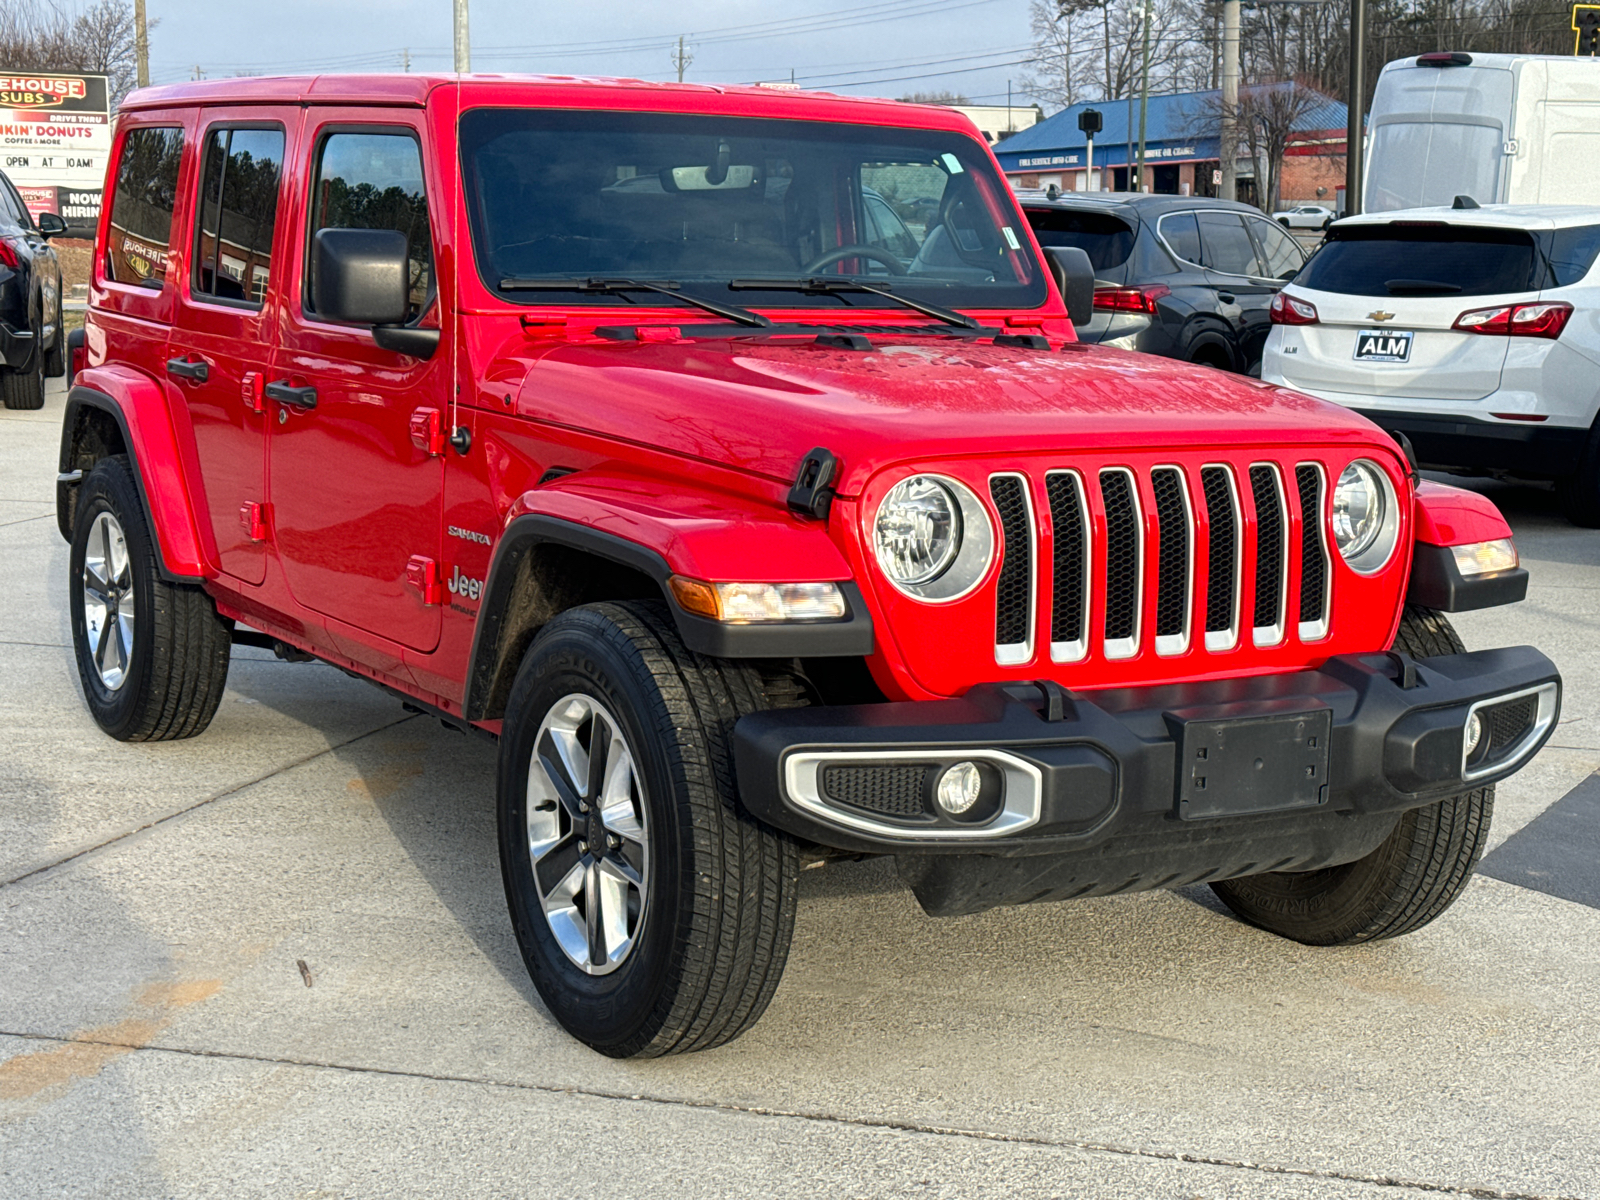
[1236,79,1327,213]
[0,0,144,103]
[897,90,974,104]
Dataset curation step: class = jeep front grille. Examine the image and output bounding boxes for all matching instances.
[989,459,1335,665]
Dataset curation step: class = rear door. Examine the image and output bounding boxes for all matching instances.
[1364,63,1513,212]
[267,111,448,656]
[166,109,296,585]
[1274,222,1538,401]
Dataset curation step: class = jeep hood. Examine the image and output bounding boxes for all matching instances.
[513,336,1395,494]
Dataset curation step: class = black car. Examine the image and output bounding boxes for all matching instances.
[1019,193,1307,374]
[0,169,67,410]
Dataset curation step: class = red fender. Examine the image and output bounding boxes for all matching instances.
[1413,480,1513,547]
[70,365,211,579]
[505,469,855,582]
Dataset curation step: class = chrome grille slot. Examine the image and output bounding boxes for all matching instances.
[1249,464,1287,646]
[1046,471,1090,663]
[1201,466,1240,651]
[1150,467,1192,655]
[1099,468,1142,659]
[989,474,1035,665]
[1295,464,1330,640]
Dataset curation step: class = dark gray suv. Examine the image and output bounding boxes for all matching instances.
[1020,192,1307,374]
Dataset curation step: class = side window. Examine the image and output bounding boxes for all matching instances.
[194,126,285,307]
[865,194,919,261]
[1248,217,1304,279]
[1158,211,1202,266]
[308,131,432,321]
[107,126,185,286]
[1197,211,1262,277]
[0,181,22,227]
[1545,225,1600,287]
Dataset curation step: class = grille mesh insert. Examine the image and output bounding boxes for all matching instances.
[1100,471,1140,643]
[1250,466,1284,631]
[1201,467,1237,636]
[1047,473,1087,646]
[990,476,1032,649]
[1485,695,1538,757]
[820,765,928,818]
[1295,465,1327,627]
[1151,468,1189,640]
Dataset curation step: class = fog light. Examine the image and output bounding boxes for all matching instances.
[1464,711,1484,758]
[936,761,983,814]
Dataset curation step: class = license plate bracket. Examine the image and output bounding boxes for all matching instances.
[1166,699,1331,820]
[1354,329,1414,363]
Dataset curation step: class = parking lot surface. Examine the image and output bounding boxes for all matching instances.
[3,377,1598,1199]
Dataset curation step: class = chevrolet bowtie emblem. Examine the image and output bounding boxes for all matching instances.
[1367,310,1395,322]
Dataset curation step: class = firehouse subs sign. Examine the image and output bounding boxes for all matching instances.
[0,71,110,236]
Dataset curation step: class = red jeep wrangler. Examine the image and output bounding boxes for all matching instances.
[59,75,1558,1058]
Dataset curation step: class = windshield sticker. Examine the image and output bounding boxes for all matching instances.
[940,153,964,174]
[1001,226,1021,250]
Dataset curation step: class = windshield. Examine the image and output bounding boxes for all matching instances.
[459,108,1046,312]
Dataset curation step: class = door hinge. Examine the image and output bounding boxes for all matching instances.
[409,407,445,456]
[241,370,266,414]
[406,555,443,605]
[239,501,270,542]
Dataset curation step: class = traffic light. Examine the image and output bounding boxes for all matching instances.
[1575,4,1600,54]
[1078,108,1103,135]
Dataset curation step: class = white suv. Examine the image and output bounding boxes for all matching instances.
[1261,205,1600,525]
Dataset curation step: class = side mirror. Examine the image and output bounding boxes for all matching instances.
[311,228,410,325]
[1043,245,1095,329]
[37,212,67,237]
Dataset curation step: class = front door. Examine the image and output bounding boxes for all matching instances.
[268,115,447,654]
[167,112,296,585]
[1197,210,1277,370]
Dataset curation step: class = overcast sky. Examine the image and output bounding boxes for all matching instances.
[142,0,1039,108]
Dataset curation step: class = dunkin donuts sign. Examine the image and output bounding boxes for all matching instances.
[0,70,109,234]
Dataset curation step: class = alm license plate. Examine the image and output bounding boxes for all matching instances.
[1354,328,1414,363]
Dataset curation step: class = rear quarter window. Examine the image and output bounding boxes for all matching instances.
[1024,207,1135,271]
[1545,225,1600,287]
[1295,225,1538,297]
[107,126,185,287]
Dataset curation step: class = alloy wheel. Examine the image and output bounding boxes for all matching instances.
[526,693,649,975]
[82,511,135,691]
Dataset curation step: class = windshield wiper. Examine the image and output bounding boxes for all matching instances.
[1384,278,1463,295]
[728,277,981,330]
[498,277,770,328]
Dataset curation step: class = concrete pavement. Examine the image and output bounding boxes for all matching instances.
[3,376,1598,1199]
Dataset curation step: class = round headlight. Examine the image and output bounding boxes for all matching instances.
[1331,459,1399,573]
[871,475,995,601]
[874,476,961,586]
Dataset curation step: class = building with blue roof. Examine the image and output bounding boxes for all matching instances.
[995,84,1348,204]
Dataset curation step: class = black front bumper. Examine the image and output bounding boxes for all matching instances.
[734,648,1559,915]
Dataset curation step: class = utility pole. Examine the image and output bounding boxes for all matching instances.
[1136,0,1152,192]
[402,48,411,73]
[1220,0,1240,200]
[453,0,470,73]
[133,0,149,88]
[1345,0,1366,214]
[672,35,694,83]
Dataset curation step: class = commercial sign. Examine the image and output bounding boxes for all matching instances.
[0,70,111,236]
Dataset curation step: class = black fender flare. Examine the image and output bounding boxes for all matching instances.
[463,513,874,722]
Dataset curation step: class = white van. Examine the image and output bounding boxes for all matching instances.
[1365,52,1600,212]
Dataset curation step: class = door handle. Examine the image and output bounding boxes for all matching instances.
[166,356,209,382]
[1216,292,1236,304]
[265,380,318,411]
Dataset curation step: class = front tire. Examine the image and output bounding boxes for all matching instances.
[497,601,801,1057]
[1557,418,1600,527]
[68,456,232,740]
[1211,608,1494,945]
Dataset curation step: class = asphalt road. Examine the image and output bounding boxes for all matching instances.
[3,376,1598,1199]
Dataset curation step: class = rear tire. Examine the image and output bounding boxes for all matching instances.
[497,600,803,1057]
[1211,607,1494,945]
[1,318,46,410]
[68,456,232,741]
[1557,421,1600,527]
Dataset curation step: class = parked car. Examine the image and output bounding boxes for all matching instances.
[1020,192,1307,374]
[1274,203,1335,230]
[1261,204,1600,526]
[62,77,1558,1058]
[0,168,68,409]
[1365,52,1600,213]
